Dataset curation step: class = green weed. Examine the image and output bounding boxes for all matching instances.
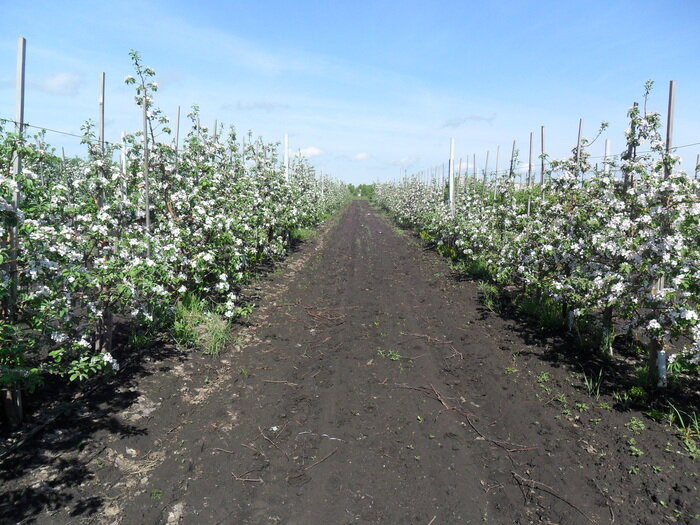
[477,281,500,313]
[627,438,645,457]
[377,348,401,361]
[625,417,646,433]
[173,294,231,355]
[582,369,603,399]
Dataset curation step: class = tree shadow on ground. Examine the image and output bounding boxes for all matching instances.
[0,328,187,524]
[446,266,700,420]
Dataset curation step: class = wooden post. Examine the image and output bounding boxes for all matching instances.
[9,36,26,324]
[483,150,489,184]
[540,125,545,185]
[472,153,476,179]
[492,145,500,199]
[98,72,105,207]
[4,36,26,428]
[120,132,127,174]
[508,140,516,182]
[664,80,675,179]
[120,131,128,211]
[695,153,699,180]
[449,137,455,213]
[575,118,583,182]
[142,85,150,256]
[174,105,181,177]
[656,81,676,294]
[527,132,533,188]
[98,73,105,151]
[98,72,113,356]
[527,131,533,215]
[624,102,639,190]
[284,133,289,182]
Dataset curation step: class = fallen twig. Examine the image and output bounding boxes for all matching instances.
[272,420,289,439]
[405,333,452,344]
[306,310,346,321]
[427,516,437,525]
[213,448,235,454]
[303,447,338,471]
[258,426,290,461]
[241,442,268,462]
[232,469,264,483]
[447,345,463,359]
[511,472,594,523]
[389,382,532,453]
[399,353,427,360]
[263,380,299,386]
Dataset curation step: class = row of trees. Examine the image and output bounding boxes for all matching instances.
[375,87,699,386]
[0,52,347,424]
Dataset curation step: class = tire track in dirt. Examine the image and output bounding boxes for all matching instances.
[116,200,600,524]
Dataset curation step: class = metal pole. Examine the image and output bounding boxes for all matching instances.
[448,137,455,213]
[472,153,476,179]
[695,153,699,180]
[509,140,516,181]
[604,138,610,175]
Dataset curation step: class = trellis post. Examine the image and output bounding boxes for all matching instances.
[9,36,26,324]
[527,131,533,215]
[284,133,289,182]
[448,137,455,213]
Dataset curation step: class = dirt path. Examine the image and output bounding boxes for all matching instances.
[2,200,697,524]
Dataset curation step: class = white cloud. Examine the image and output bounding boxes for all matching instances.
[298,146,323,158]
[29,72,82,96]
[442,113,496,128]
[393,156,419,167]
[352,152,370,161]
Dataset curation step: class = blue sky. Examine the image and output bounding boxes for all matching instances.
[1,0,699,184]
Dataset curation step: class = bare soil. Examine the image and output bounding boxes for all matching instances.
[1,200,698,524]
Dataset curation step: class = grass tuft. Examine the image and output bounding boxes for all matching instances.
[173,294,231,355]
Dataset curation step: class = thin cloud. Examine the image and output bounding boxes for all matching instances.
[442,113,496,128]
[352,152,370,161]
[223,101,289,112]
[298,146,323,158]
[29,73,82,96]
[392,156,419,167]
